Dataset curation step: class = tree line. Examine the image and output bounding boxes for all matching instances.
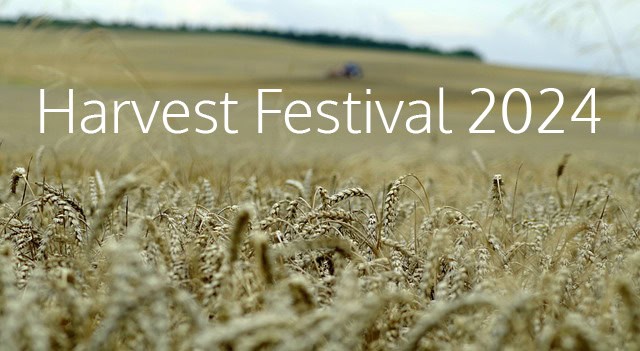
[0,16,482,60]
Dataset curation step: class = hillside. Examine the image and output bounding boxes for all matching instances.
[0,25,636,162]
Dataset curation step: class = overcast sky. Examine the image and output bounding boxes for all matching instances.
[2,0,638,76]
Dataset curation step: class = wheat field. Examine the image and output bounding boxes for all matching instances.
[1,148,640,350]
[1,25,640,350]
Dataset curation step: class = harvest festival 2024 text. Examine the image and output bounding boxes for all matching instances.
[39,88,600,135]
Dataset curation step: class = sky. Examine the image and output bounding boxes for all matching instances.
[1,0,638,76]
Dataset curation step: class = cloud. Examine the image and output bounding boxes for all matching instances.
[149,0,274,27]
[389,10,489,39]
[0,0,275,27]
[231,0,407,41]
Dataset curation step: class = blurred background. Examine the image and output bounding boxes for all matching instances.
[4,0,640,74]
[0,0,638,167]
